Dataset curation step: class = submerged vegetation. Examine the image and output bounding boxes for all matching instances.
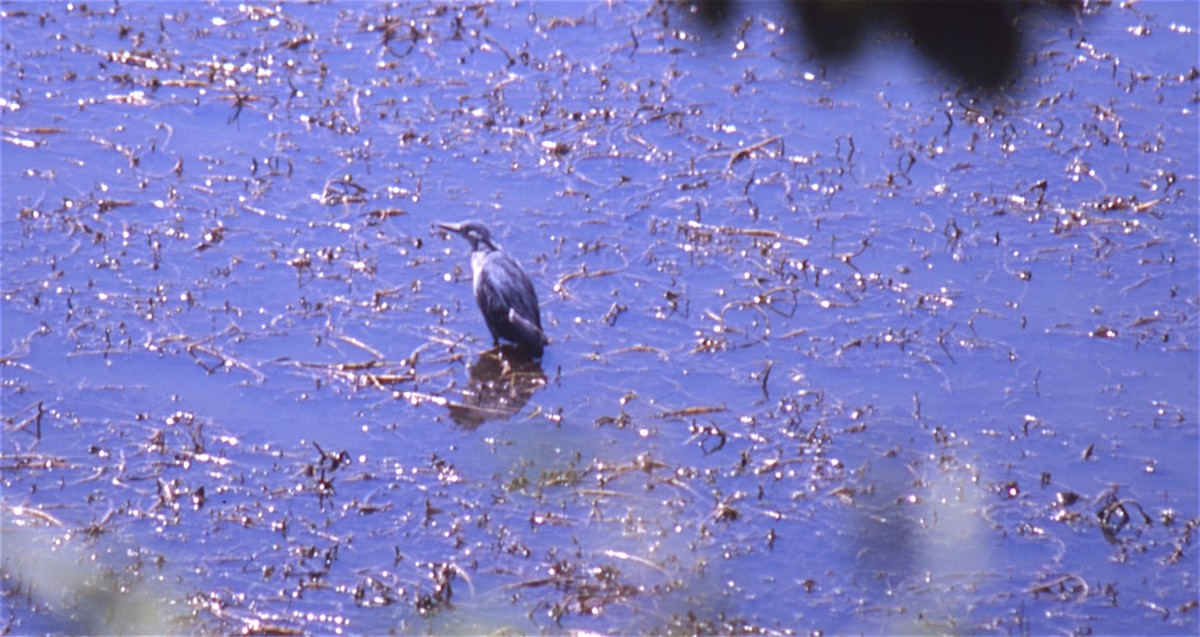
[2,1,1197,634]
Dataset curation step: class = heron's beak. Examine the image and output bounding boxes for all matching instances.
[437,222,464,235]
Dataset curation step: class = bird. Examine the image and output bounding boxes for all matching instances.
[437,220,548,358]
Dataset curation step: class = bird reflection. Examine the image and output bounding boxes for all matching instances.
[445,345,546,429]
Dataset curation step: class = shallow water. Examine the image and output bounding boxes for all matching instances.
[2,1,1197,634]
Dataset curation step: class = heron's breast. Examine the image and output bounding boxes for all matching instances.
[470,251,488,291]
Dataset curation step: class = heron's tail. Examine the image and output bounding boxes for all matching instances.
[508,309,549,356]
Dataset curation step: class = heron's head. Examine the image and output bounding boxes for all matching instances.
[438,220,497,252]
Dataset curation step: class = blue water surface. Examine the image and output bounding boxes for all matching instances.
[2,1,1197,634]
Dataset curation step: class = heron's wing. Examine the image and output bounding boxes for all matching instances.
[508,308,549,346]
[477,251,542,330]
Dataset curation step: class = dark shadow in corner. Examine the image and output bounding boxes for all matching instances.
[688,0,1081,90]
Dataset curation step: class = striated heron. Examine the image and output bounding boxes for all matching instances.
[438,221,548,358]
